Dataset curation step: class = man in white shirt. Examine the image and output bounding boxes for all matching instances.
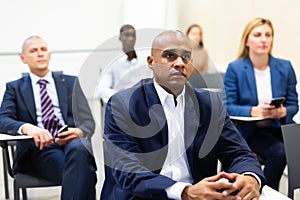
[96,24,152,103]
[100,30,265,200]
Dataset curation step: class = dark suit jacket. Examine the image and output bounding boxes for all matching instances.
[100,78,265,200]
[0,72,95,172]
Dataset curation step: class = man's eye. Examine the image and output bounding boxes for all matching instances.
[166,52,176,58]
[163,52,177,61]
[182,53,191,61]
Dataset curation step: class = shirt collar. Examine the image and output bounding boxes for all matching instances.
[153,79,185,107]
[30,71,54,85]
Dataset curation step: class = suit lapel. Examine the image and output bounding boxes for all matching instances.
[269,56,281,97]
[52,73,68,121]
[20,76,37,122]
[244,58,258,104]
[184,85,202,173]
[143,80,169,146]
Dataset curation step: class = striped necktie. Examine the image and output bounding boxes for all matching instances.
[38,79,61,137]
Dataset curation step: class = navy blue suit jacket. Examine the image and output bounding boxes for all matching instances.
[100,78,265,200]
[0,72,95,172]
[223,56,298,125]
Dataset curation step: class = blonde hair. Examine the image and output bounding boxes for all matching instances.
[237,17,274,58]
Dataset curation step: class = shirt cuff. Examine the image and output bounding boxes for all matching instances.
[242,172,261,188]
[18,123,28,135]
[165,182,191,200]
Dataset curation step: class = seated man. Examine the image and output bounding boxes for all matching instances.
[96,24,152,103]
[0,36,97,200]
[100,30,266,200]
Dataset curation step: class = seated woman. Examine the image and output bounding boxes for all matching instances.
[223,17,298,191]
[186,24,217,73]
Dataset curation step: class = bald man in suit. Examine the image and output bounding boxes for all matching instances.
[100,30,265,200]
[0,36,97,200]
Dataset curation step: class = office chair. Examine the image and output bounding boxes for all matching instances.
[188,72,225,89]
[1,139,60,200]
[2,140,16,199]
[281,123,300,199]
[188,72,224,97]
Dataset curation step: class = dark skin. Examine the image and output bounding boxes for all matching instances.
[147,30,260,200]
[119,28,137,61]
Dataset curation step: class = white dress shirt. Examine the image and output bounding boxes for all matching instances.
[153,80,261,199]
[96,49,153,103]
[254,66,272,102]
[154,80,193,200]
[18,72,65,134]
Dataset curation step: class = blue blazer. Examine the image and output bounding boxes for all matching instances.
[0,72,95,172]
[223,56,298,125]
[100,78,265,200]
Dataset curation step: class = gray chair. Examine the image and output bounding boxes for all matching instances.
[1,138,60,200]
[188,72,225,89]
[2,140,16,199]
[188,72,224,97]
[281,123,300,199]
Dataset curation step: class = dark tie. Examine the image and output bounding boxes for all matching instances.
[38,79,61,137]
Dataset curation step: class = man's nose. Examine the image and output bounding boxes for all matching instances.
[37,50,44,56]
[127,36,135,42]
[176,56,185,64]
[174,56,185,71]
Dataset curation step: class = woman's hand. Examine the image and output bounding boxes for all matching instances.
[250,100,286,119]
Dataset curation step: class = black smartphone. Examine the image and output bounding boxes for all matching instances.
[57,125,68,138]
[269,97,285,108]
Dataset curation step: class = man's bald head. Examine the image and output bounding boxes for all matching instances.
[151,30,192,55]
[21,35,45,54]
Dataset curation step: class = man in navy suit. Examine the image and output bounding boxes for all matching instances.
[0,36,97,199]
[100,30,265,200]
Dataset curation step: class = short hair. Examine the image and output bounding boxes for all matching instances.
[237,17,274,58]
[120,24,135,34]
[21,35,44,54]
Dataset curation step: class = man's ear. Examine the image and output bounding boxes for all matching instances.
[147,56,154,70]
[20,54,27,64]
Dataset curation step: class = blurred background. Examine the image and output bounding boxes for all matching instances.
[1,0,299,101]
[0,0,298,198]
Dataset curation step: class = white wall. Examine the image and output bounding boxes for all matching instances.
[178,0,300,77]
[0,0,175,101]
[1,0,300,110]
[177,0,300,122]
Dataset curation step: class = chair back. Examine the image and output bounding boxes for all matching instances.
[188,72,224,89]
[188,72,224,97]
[281,123,300,199]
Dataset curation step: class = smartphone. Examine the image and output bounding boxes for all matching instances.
[269,97,285,108]
[57,125,68,138]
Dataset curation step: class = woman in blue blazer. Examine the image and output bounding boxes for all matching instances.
[223,17,298,191]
